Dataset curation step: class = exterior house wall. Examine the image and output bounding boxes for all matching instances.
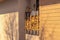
[0,0,27,40]
[40,0,60,40]
[0,0,19,40]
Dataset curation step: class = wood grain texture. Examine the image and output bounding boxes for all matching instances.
[40,3,60,40]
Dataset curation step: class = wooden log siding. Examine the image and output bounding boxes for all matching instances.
[40,3,60,40]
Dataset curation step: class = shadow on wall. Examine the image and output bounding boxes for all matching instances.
[40,0,60,6]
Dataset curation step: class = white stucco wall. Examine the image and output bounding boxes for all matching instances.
[0,12,18,40]
[0,0,19,40]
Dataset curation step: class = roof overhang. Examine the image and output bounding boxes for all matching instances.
[0,0,18,14]
[40,0,60,6]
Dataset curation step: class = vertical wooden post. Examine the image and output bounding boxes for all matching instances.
[19,0,27,40]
